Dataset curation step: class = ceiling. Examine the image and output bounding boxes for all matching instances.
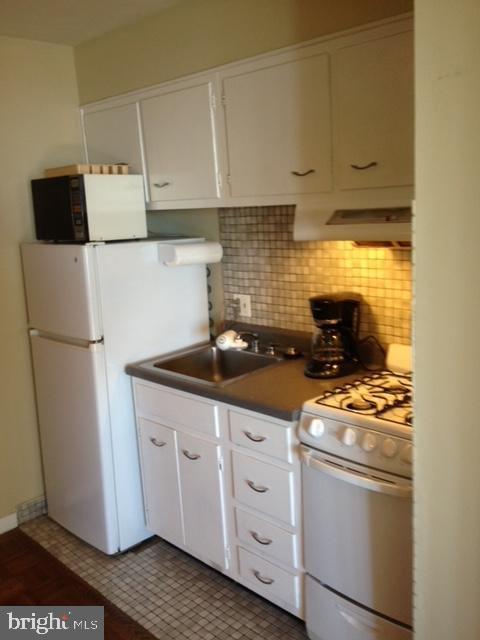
[0,0,185,46]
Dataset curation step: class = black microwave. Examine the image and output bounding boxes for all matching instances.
[31,174,147,242]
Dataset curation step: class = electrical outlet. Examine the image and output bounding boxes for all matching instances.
[233,294,251,317]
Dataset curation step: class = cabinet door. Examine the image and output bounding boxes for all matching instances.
[177,432,227,570]
[222,53,332,197]
[83,103,144,175]
[141,81,220,203]
[137,418,183,545]
[334,30,414,189]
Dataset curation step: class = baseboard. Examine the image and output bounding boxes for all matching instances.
[0,513,18,534]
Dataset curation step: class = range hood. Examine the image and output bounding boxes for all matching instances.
[293,203,412,242]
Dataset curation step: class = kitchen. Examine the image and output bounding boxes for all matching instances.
[0,1,479,640]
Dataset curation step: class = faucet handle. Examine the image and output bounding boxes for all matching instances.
[265,342,280,356]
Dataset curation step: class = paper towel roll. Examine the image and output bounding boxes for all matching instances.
[157,242,223,266]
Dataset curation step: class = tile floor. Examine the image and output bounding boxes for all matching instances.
[21,517,307,640]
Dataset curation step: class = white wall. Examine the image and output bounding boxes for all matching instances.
[415,1,480,638]
[0,36,82,520]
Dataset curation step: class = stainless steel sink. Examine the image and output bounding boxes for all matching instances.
[149,344,282,386]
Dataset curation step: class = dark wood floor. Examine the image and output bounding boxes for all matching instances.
[0,528,157,639]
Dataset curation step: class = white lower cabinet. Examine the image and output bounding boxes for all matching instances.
[137,418,183,545]
[132,379,303,618]
[177,431,226,570]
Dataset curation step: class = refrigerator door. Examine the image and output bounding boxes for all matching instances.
[21,243,101,341]
[30,334,119,554]
[95,240,210,550]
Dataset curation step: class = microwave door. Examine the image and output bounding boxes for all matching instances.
[21,243,102,342]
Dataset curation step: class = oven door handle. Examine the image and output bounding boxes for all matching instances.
[301,449,412,498]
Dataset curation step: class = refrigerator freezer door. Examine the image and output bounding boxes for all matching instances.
[22,243,101,341]
[31,334,120,554]
[95,240,210,550]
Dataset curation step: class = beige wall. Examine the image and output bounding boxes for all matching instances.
[415,1,480,638]
[0,37,82,520]
[75,0,412,104]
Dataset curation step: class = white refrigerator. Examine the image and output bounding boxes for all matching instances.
[21,240,210,554]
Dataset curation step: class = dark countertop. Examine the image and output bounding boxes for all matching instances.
[126,355,360,423]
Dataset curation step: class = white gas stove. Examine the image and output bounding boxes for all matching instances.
[299,346,413,477]
[300,344,413,640]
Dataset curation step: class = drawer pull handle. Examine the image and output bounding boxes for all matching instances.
[251,531,273,546]
[350,161,378,171]
[182,449,201,461]
[149,437,166,447]
[247,480,269,493]
[253,570,275,585]
[291,169,315,177]
[153,181,171,188]
[244,431,266,443]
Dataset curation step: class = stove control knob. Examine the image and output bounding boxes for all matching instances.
[382,438,398,458]
[307,418,325,438]
[341,427,357,447]
[401,444,413,464]
[361,432,377,452]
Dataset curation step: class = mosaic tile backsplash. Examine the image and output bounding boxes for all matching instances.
[219,206,412,346]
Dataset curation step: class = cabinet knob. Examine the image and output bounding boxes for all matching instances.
[149,437,166,447]
[182,449,201,460]
[246,479,269,493]
[350,161,378,170]
[291,169,315,177]
[153,181,171,188]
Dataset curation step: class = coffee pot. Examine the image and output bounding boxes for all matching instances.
[305,294,361,379]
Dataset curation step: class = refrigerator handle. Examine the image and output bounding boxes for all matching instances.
[29,330,104,351]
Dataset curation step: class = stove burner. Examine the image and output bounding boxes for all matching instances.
[345,397,377,412]
[381,384,409,393]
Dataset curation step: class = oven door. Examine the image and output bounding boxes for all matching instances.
[301,445,412,626]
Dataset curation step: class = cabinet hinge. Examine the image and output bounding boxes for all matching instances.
[226,174,231,185]
[221,94,226,107]
[216,172,222,192]
[210,92,217,110]
[226,545,231,562]
[218,456,224,472]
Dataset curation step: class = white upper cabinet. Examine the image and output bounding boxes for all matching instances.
[81,15,413,210]
[221,50,332,198]
[333,29,414,190]
[82,103,144,175]
[140,78,222,205]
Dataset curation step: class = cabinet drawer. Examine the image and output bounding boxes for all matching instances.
[238,547,300,610]
[134,382,218,436]
[229,410,292,462]
[232,452,295,525]
[235,508,298,568]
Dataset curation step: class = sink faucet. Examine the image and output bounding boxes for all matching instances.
[237,331,260,352]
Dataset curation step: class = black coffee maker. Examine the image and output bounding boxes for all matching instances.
[305,294,361,379]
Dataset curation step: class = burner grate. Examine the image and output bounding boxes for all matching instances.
[315,371,413,427]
